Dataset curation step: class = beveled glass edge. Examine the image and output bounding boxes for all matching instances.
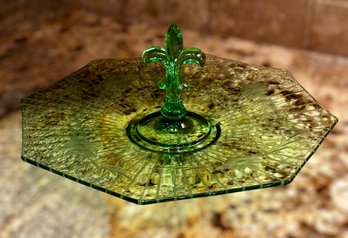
[285,115,338,183]
[20,155,291,205]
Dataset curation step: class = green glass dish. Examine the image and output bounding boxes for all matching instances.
[21,25,337,204]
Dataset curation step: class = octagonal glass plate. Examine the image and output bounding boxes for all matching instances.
[21,55,337,204]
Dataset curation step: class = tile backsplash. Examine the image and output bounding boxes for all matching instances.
[29,0,348,56]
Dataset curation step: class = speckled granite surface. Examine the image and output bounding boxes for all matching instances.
[1,5,348,238]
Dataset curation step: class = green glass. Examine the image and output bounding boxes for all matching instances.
[128,24,217,154]
[142,24,205,120]
[21,25,337,205]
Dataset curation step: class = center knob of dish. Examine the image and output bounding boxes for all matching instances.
[127,24,220,154]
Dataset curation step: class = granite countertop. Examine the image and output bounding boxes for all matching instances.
[0,4,347,238]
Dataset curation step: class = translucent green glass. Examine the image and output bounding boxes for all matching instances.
[142,24,205,120]
[21,55,337,204]
[128,24,216,155]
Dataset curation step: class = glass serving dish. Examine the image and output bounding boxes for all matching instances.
[21,24,337,204]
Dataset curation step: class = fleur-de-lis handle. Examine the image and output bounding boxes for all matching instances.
[142,24,206,121]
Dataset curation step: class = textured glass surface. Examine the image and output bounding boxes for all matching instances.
[21,56,337,204]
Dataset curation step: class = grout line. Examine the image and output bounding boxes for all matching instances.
[303,0,315,49]
[206,0,212,34]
